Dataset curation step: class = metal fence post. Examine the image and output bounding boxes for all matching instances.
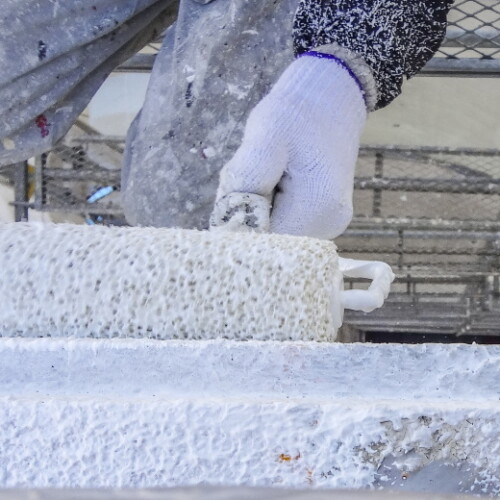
[34,154,47,211]
[13,161,29,222]
[372,152,384,217]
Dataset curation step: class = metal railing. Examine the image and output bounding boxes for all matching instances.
[338,146,500,338]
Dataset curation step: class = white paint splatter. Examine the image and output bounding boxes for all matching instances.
[203,147,216,158]
[2,138,15,150]
[227,83,252,100]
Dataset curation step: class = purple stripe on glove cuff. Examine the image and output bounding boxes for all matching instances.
[298,50,366,106]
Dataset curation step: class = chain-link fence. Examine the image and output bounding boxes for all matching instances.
[336,147,500,341]
[440,0,500,59]
[3,124,125,225]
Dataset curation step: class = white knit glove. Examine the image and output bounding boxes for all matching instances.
[210,54,367,240]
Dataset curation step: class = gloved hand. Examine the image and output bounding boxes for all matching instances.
[210,53,367,240]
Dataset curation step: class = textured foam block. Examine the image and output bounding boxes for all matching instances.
[0,223,343,340]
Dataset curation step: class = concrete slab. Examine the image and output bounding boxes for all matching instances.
[0,340,498,495]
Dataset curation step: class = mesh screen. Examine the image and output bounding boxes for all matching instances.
[440,0,500,59]
[340,147,500,275]
[34,133,125,225]
[338,147,500,338]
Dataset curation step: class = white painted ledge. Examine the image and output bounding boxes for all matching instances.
[0,339,498,401]
[0,339,499,495]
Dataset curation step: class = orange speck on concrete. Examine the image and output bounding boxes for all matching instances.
[278,452,301,463]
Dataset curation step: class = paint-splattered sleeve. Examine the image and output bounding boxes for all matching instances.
[0,0,172,166]
[293,0,454,110]
[403,1,454,78]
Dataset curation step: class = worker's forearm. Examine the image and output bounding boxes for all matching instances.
[292,0,454,110]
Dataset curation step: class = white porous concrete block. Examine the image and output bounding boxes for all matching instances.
[0,339,498,495]
[0,222,343,341]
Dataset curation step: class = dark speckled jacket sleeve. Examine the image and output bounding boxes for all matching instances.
[293,0,454,110]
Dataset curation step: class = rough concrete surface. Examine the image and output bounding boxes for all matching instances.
[0,340,498,495]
